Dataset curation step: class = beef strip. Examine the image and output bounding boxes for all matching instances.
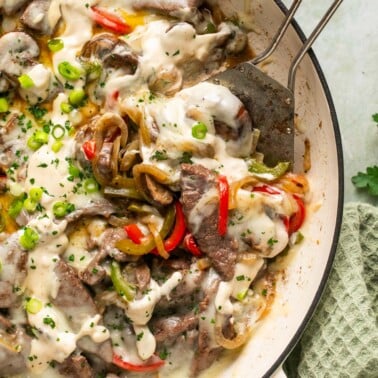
[151,312,198,345]
[0,325,31,376]
[0,234,27,308]
[191,274,221,376]
[53,260,113,363]
[65,200,116,223]
[145,174,174,206]
[180,164,237,281]
[58,354,94,378]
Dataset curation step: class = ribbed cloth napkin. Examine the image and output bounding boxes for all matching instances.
[284,202,378,378]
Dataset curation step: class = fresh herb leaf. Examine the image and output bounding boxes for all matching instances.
[351,166,378,196]
[151,150,168,161]
[179,151,193,164]
[372,113,378,123]
[28,105,47,120]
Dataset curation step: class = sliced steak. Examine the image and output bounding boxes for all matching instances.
[151,312,198,345]
[59,354,94,378]
[53,260,113,363]
[145,174,174,206]
[180,164,237,280]
[65,200,116,223]
[0,326,31,376]
[0,233,27,308]
[191,330,222,376]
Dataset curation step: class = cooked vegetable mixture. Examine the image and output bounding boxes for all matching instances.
[0,1,308,377]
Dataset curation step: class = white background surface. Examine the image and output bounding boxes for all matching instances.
[282,0,378,205]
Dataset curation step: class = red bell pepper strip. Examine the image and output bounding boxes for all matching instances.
[252,184,281,195]
[288,195,306,234]
[183,233,202,257]
[163,201,186,252]
[91,6,131,34]
[113,354,164,372]
[217,175,229,236]
[124,224,144,244]
[82,140,96,160]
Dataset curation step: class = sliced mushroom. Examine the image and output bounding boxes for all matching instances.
[133,0,203,13]
[0,32,39,83]
[21,0,54,35]
[0,0,29,16]
[81,33,138,73]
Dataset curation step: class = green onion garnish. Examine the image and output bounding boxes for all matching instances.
[19,227,39,250]
[23,198,37,213]
[9,197,24,218]
[25,297,43,314]
[52,201,75,218]
[18,74,34,89]
[191,122,208,139]
[60,102,72,114]
[68,88,85,106]
[29,187,43,202]
[52,140,63,153]
[58,62,82,81]
[83,178,99,193]
[0,98,9,113]
[47,38,64,52]
[52,125,65,140]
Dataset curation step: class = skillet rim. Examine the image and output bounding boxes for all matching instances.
[262,1,345,376]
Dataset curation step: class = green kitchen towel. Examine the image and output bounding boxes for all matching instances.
[284,202,378,378]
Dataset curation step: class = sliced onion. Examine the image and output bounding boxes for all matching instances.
[147,223,169,259]
[229,176,258,209]
[214,316,252,350]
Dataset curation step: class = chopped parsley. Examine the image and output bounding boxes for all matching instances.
[151,150,168,161]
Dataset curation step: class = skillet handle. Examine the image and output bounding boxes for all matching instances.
[271,365,287,378]
[287,0,344,91]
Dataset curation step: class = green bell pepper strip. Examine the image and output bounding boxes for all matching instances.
[115,205,175,255]
[248,160,290,180]
[110,261,136,301]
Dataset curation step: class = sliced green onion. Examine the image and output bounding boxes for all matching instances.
[68,163,80,178]
[29,187,43,202]
[18,74,34,89]
[236,290,248,301]
[83,178,99,193]
[60,102,72,114]
[47,38,64,52]
[25,297,43,314]
[52,140,63,153]
[23,198,37,213]
[68,88,85,106]
[58,61,82,81]
[0,98,9,113]
[52,125,65,140]
[9,197,24,218]
[52,201,75,218]
[34,130,49,144]
[192,122,208,139]
[19,227,39,250]
[27,136,41,151]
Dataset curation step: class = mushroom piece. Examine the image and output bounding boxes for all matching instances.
[0,32,40,83]
[0,0,29,16]
[133,0,203,13]
[81,33,138,73]
[21,0,54,35]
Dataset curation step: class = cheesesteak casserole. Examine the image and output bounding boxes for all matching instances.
[0,1,308,377]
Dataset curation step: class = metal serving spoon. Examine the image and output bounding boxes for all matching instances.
[208,0,343,167]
